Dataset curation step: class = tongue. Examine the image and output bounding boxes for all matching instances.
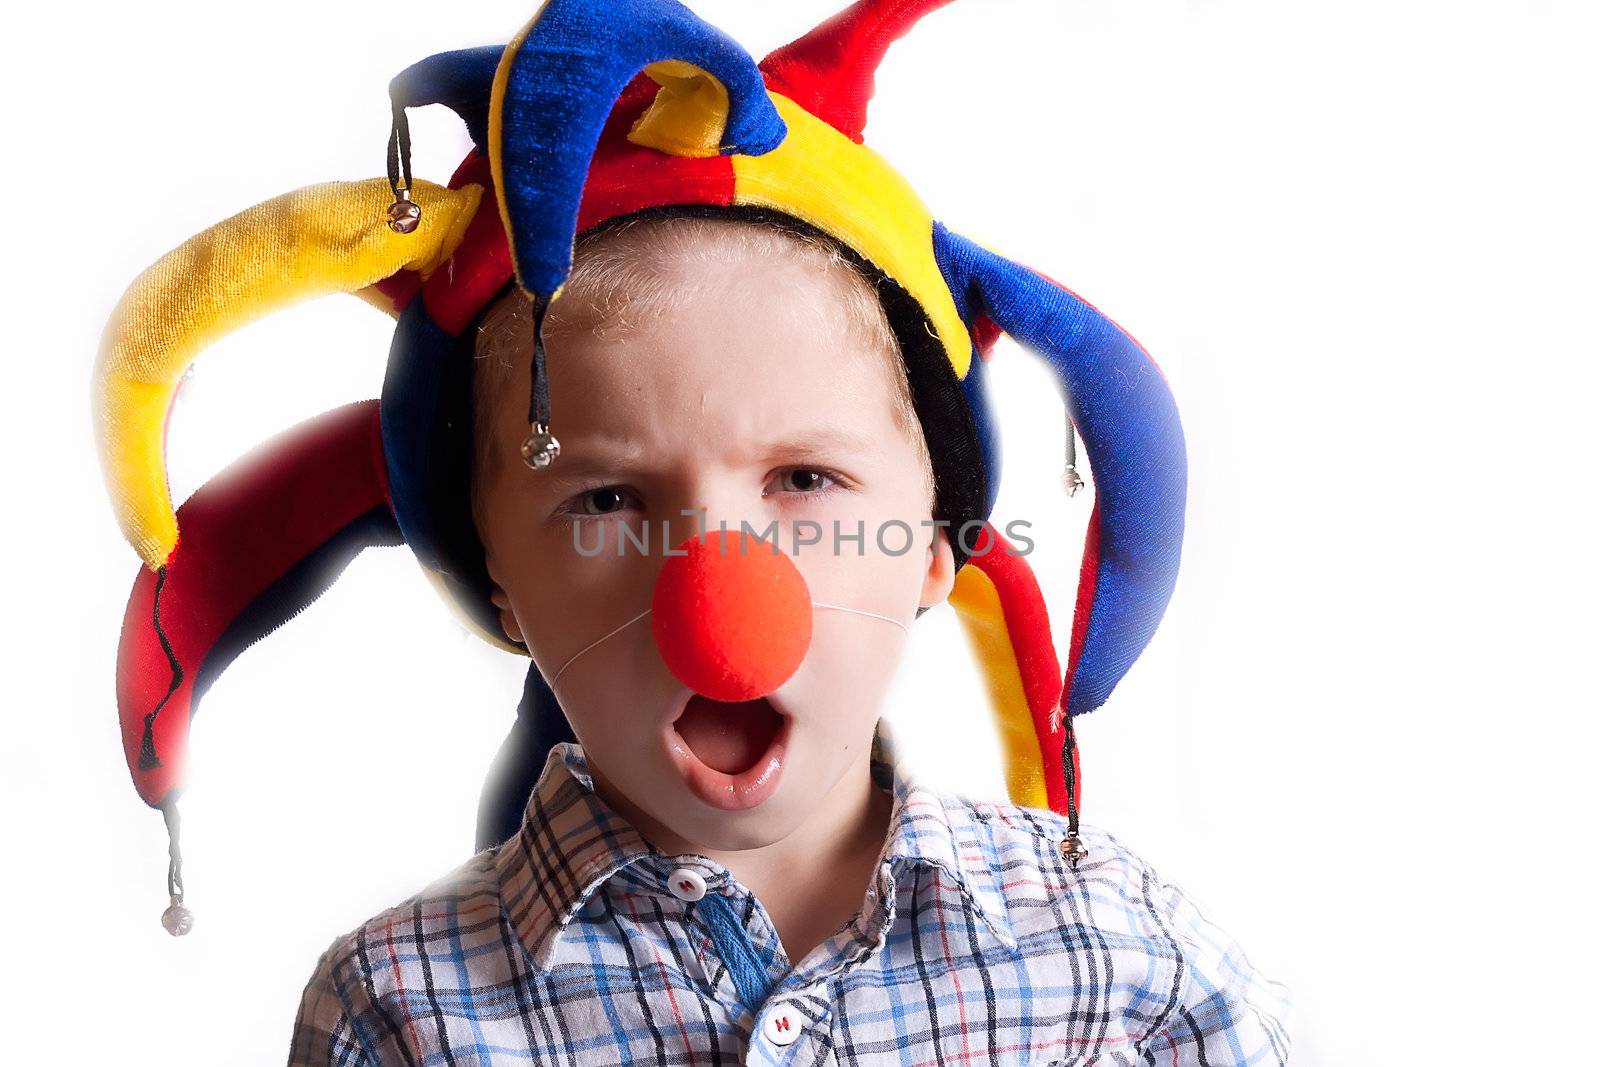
[674,695,781,774]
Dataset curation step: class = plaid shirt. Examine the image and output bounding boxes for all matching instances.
[288,721,1292,1065]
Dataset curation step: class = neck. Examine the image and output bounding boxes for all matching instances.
[594,738,896,966]
[705,743,892,892]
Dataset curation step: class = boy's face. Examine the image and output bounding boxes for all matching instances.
[473,225,954,854]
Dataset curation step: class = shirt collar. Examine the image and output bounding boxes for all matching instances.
[493,740,657,974]
[493,717,1015,974]
[870,718,1015,949]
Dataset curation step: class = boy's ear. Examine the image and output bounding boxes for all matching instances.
[479,520,528,647]
[919,522,957,611]
[488,583,527,645]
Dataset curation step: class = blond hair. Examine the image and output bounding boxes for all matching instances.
[471,212,935,517]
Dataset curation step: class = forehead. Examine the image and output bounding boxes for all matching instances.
[555,258,895,442]
[483,221,905,446]
[550,216,873,337]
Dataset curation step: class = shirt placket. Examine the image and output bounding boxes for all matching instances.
[652,857,777,1003]
[733,863,911,1064]
[650,854,870,1064]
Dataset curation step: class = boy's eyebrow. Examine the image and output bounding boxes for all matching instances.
[533,436,649,488]
[535,425,883,487]
[759,427,882,461]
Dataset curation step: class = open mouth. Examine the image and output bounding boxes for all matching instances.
[666,693,791,811]
[674,693,783,773]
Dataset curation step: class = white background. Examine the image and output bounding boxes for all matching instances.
[4,1,1596,1063]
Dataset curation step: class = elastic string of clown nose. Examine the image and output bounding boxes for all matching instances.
[550,601,908,686]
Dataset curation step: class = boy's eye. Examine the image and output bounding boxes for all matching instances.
[559,468,847,518]
[565,485,641,517]
[767,467,845,497]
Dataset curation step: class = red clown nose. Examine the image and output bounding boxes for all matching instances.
[651,530,813,702]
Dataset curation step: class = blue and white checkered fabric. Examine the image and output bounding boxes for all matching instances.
[288,723,1291,1065]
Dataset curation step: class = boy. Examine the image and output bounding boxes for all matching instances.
[92,1,1292,1063]
[281,208,1292,1064]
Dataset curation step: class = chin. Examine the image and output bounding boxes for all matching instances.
[666,796,800,852]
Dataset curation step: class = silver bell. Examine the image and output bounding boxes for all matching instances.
[1063,465,1085,497]
[161,896,195,937]
[386,189,422,234]
[1059,833,1088,870]
[521,424,561,469]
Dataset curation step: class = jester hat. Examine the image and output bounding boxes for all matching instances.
[95,0,1186,935]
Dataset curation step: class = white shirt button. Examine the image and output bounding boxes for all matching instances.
[761,1003,804,1046]
[665,866,707,902]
